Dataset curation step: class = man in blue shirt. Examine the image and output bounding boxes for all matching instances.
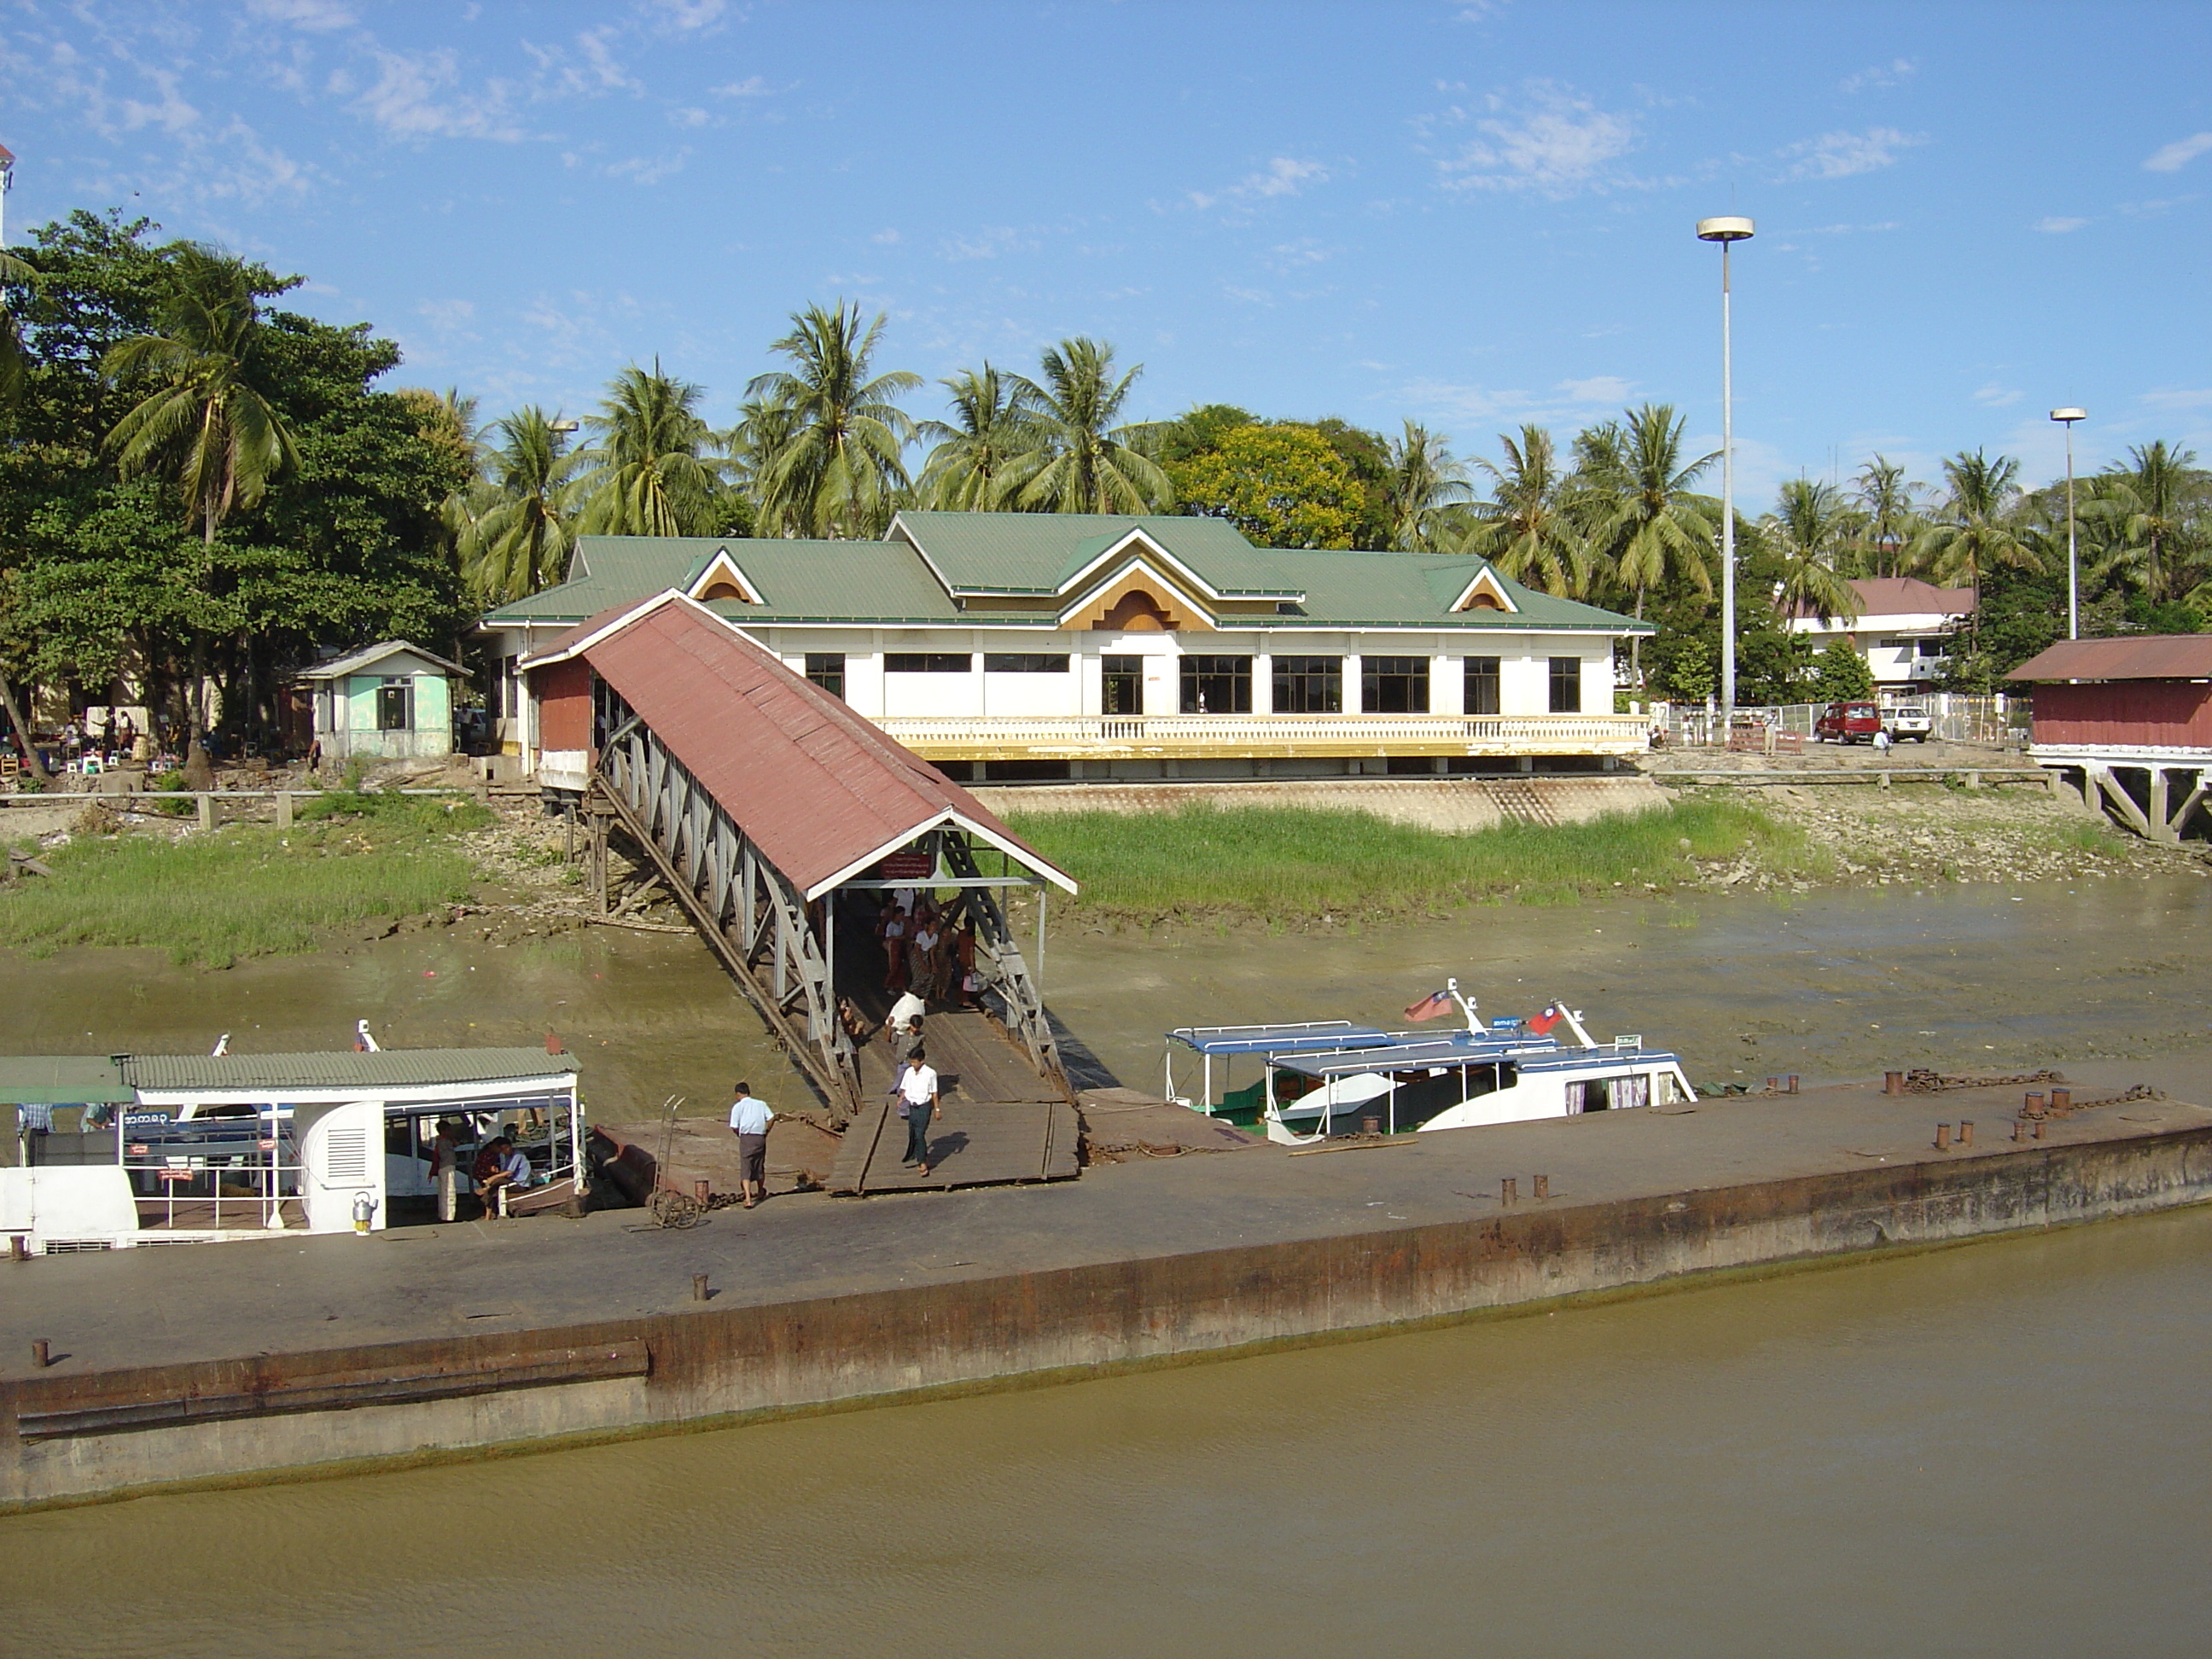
[729,1081,775,1209]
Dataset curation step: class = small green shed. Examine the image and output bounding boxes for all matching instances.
[295,641,465,761]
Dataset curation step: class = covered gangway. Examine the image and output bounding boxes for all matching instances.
[521,591,1077,1122]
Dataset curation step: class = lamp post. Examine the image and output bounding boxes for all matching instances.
[1697,215,1754,732]
[0,142,15,249]
[2050,407,2085,639]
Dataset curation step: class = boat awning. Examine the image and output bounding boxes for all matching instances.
[1271,1034,1562,1079]
[1167,1022,1392,1057]
[0,1057,134,1107]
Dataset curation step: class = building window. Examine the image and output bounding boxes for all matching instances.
[982,654,1070,673]
[884,653,973,673]
[1102,655,1142,715]
[1179,655,1252,714]
[1918,639,1947,658]
[1272,655,1342,713]
[805,654,846,700]
[1547,657,1582,713]
[1360,656,1429,714]
[1464,656,1501,716]
[375,678,413,732]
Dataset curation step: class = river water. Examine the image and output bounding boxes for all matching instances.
[5,877,2212,1653]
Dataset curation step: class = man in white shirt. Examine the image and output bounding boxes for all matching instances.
[895,1050,940,1177]
[729,1081,775,1209]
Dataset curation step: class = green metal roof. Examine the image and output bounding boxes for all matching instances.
[0,1056,132,1106]
[480,516,1650,636]
[119,1049,579,1094]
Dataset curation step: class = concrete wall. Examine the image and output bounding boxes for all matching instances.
[8,1126,2209,1514]
[969,775,1668,834]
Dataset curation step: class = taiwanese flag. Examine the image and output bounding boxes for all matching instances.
[1528,1004,1564,1036]
[1405,988,1455,1022]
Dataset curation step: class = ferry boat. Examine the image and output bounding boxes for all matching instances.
[1166,980,1695,1146]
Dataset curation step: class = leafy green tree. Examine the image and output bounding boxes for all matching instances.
[1006,337,1170,515]
[2088,440,2208,608]
[1575,405,1716,686]
[458,406,584,602]
[1148,402,1255,467]
[745,301,917,538]
[103,243,301,785]
[1767,478,1862,624]
[1172,423,1363,548]
[1379,420,1474,552]
[1910,450,2042,595]
[1466,424,1586,596]
[577,364,722,538]
[1812,640,1875,701]
[914,365,1040,511]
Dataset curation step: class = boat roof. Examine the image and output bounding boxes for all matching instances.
[119,1049,579,1094]
[0,1056,134,1106]
[1270,1033,1682,1079]
[1167,1022,1394,1057]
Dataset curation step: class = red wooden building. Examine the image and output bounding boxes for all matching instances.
[2008,635,2212,841]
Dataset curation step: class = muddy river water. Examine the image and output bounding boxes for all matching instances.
[5,876,2212,1654]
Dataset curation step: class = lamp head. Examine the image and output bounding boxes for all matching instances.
[2049,408,2086,424]
[1697,216,1755,242]
[548,418,580,434]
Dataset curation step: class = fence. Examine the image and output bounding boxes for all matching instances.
[1651,693,2015,750]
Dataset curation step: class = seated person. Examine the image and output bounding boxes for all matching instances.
[472,1136,533,1210]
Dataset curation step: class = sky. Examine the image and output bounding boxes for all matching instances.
[3,0,2209,509]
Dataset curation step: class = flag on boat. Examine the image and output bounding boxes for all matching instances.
[1528,1004,1564,1036]
[1405,988,1455,1022]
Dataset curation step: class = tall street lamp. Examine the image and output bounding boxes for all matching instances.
[1697,215,1754,731]
[2050,407,2086,639]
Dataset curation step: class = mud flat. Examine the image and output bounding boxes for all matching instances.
[5,1055,2209,1514]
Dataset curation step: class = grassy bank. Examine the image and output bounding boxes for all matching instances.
[0,791,489,968]
[1005,798,1813,925]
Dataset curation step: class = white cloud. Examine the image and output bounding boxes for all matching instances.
[2141,387,2212,410]
[711,76,771,98]
[604,148,690,185]
[1974,383,2021,408]
[2035,215,2089,233]
[354,49,525,141]
[116,70,201,137]
[1840,57,1917,93]
[416,298,477,330]
[1398,380,1534,421]
[669,105,710,128]
[1188,156,1330,211]
[247,0,357,29]
[1557,375,1632,405]
[940,225,1034,261]
[871,228,901,244]
[1781,126,1925,180]
[646,0,727,29]
[2144,131,2212,172]
[1433,82,1637,196]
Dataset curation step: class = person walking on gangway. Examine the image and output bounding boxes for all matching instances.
[894,1049,940,1178]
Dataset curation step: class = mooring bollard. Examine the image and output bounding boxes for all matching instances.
[2025,1091,2046,1116]
[2051,1088,2071,1112]
[691,1273,710,1302]
[694,1179,711,1204]
[1533,1174,1550,1200]
[31,1338,50,1368]
[2011,1120,2024,1142]
[1935,1123,1951,1150]
[1786,1074,1801,1095]
[8,1235,26,1263]
[1500,1177,1518,1205]
[1959,1121,1975,1147]
[1884,1071,1905,1097]
[2034,1120,2046,1140]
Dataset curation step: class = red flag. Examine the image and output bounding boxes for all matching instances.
[1404,989,1454,1023]
[1528,1004,1563,1037]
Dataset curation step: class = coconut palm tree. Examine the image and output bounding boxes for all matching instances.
[1768,478,1862,624]
[1464,424,1586,597]
[1380,420,1476,551]
[103,242,300,787]
[1005,337,1170,515]
[577,363,723,538]
[0,246,32,410]
[745,301,918,538]
[914,365,1041,511]
[460,407,586,602]
[1911,450,2041,594]
[1575,405,1717,684]
[1852,455,1922,578]
[2089,440,2207,607]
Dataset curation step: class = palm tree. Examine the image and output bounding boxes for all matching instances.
[1768,478,1862,623]
[1381,420,1476,551]
[1575,405,1717,684]
[103,243,300,787]
[1464,424,1586,596]
[745,301,917,538]
[1006,337,1170,515]
[460,407,585,603]
[0,246,32,410]
[576,363,723,538]
[914,364,1041,511]
[1911,450,2041,594]
[2091,440,2206,607]
[1852,455,1922,578]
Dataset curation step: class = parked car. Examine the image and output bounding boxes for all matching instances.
[1814,701,1884,744]
[1884,703,1933,742]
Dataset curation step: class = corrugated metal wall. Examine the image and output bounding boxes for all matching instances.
[2031,681,2212,747]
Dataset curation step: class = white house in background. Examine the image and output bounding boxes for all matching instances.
[1788,577,1976,690]
[479,512,1655,784]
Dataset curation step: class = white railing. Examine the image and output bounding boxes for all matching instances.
[873,713,1653,754]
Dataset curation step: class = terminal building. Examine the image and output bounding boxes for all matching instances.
[477,512,1651,784]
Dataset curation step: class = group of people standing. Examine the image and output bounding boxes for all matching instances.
[876,888,981,1008]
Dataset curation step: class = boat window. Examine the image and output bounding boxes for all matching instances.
[1615,1074,1651,1111]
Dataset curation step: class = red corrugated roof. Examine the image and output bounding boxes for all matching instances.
[2008,635,2212,683]
[533,591,1074,899]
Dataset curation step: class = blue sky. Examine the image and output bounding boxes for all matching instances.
[3,1,2209,509]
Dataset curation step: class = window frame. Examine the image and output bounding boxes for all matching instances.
[1547,656,1583,714]
[1359,655,1430,715]
[882,653,975,674]
[1179,655,1253,715]
[1271,655,1343,714]
[1463,655,1502,717]
[374,678,413,733]
[981,653,1072,674]
[1101,655,1143,716]
[804,653,847,701]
